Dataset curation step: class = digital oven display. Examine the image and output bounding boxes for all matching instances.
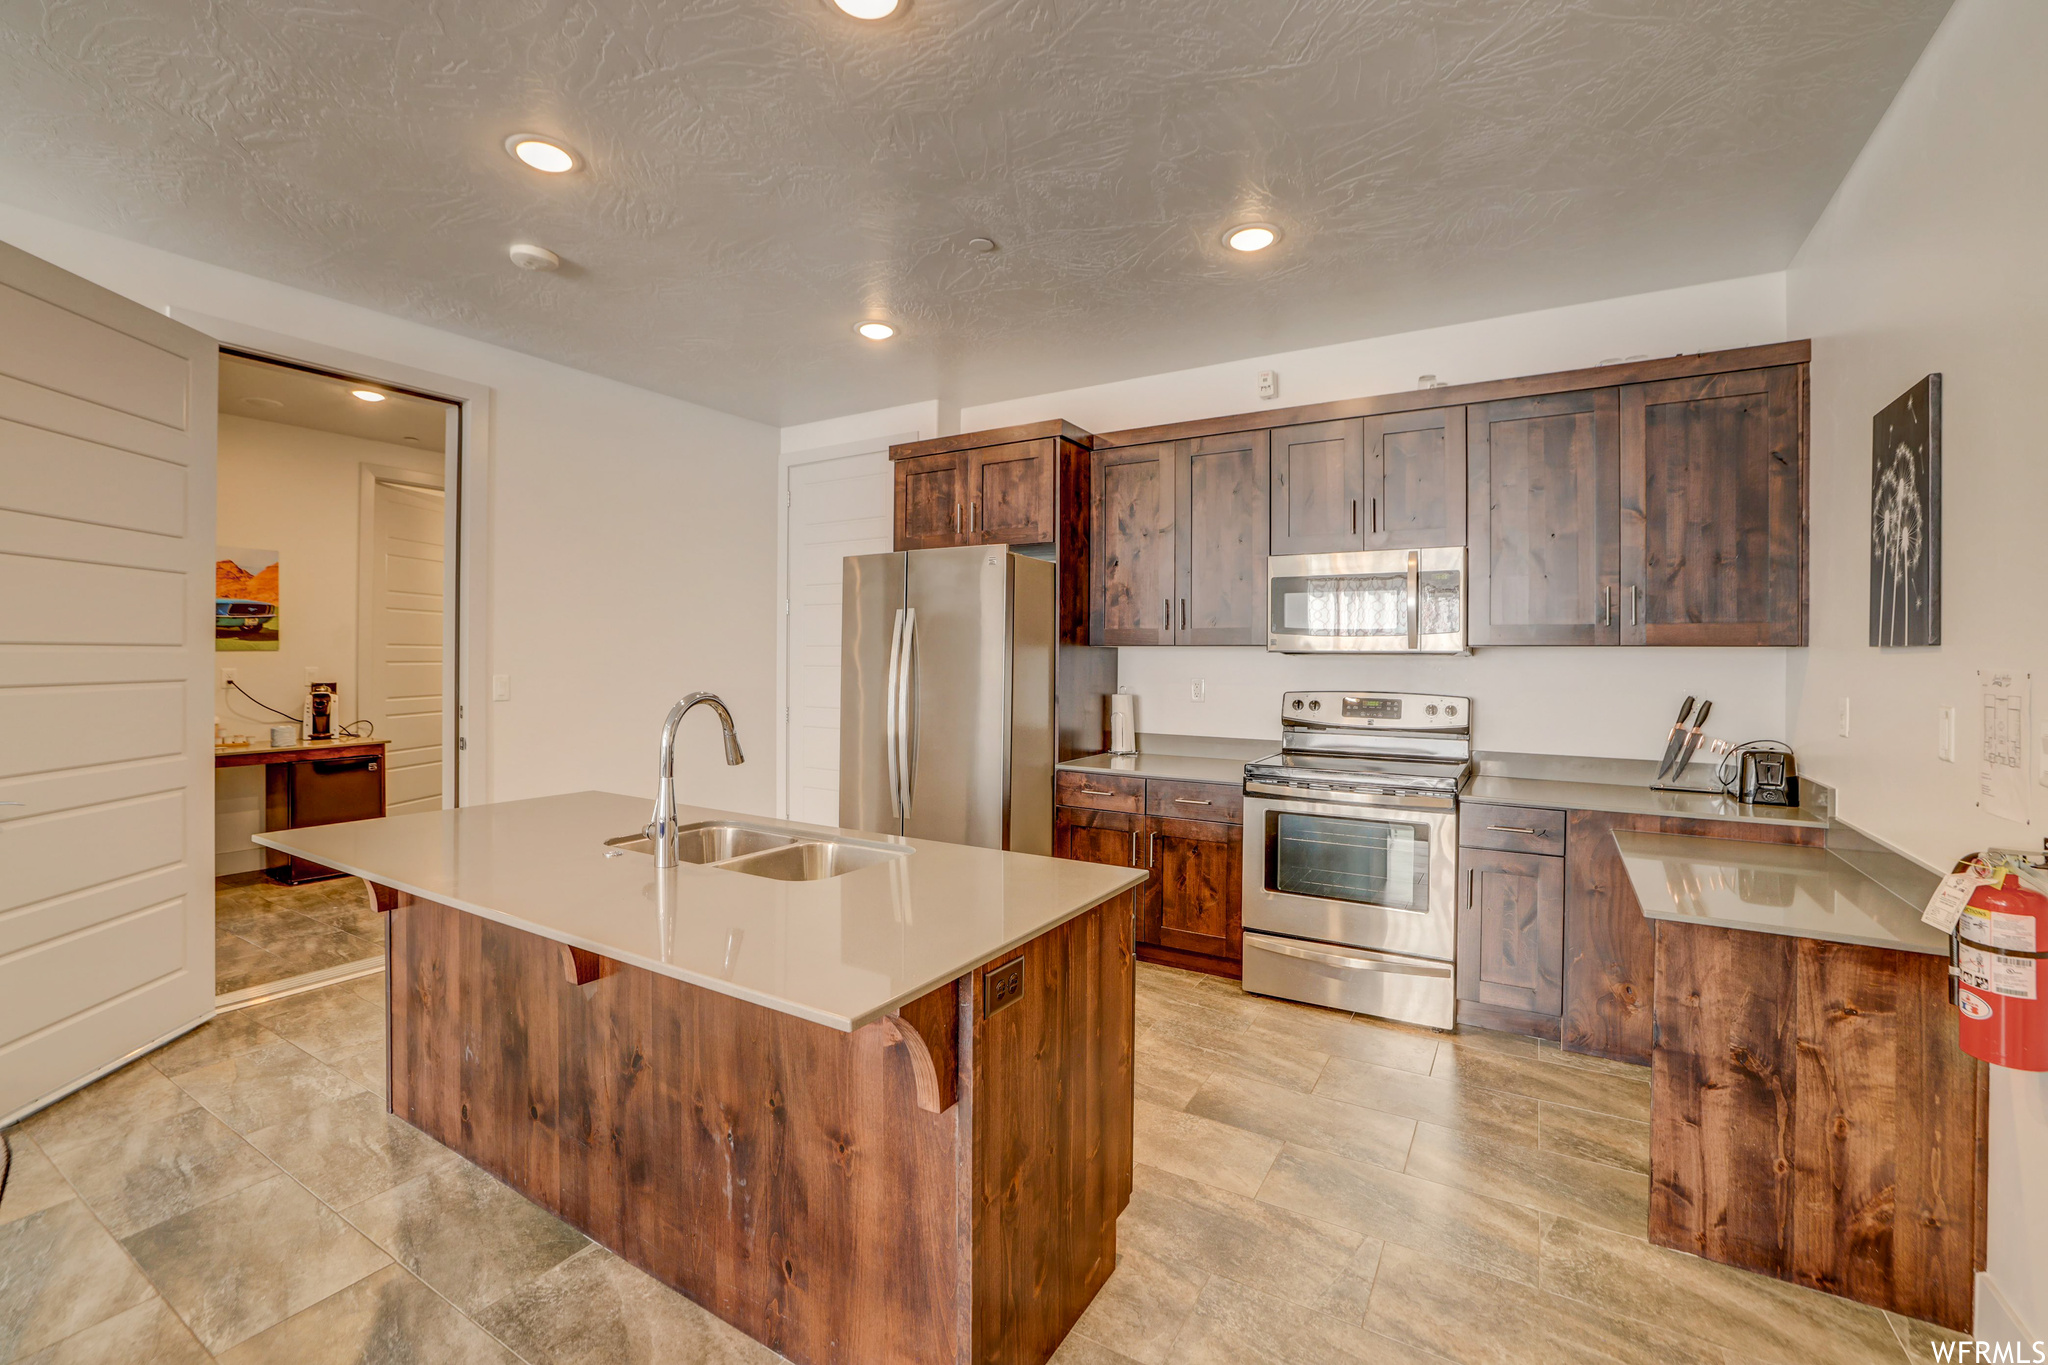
[1342,696,1402,720]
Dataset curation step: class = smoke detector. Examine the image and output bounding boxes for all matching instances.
[509,243,562,272]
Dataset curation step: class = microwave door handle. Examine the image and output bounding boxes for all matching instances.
[1406,550,1420,650]
[885,607,905,818]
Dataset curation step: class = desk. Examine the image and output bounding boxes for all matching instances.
[216,740,387,883]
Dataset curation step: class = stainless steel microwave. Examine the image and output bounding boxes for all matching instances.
[1266,548,1468,654]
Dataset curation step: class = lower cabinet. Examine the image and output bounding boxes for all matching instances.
[1056,775,1243,979]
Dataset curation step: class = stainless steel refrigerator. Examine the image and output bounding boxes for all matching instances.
[839,546,1056,854]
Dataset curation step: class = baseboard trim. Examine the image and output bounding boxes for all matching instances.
[216,959,382,1012]
[1976,1271,2039,1347]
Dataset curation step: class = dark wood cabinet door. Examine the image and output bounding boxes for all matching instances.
[893,451,968,551]
[1053,805,1142,869]
[1147,816,1241,961]
[1177,431,1269,646]
[1456,847,1564,1018]
[1090,444,1177,645]
[1270,418,1367,555]
[1467,389,1621,645]
[967,438,1057,546]
[1621,366,1805,646]
[1370,407,1466,549]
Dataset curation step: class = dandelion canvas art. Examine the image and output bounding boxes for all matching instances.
[1868,375,1941,647]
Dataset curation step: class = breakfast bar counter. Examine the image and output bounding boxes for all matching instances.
[256,792,1147,1365]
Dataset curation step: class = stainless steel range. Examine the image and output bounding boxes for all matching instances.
[1240,690,1472,1029]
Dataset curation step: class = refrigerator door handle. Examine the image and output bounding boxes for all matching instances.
[897,607,918,817]
[885,607,906,818]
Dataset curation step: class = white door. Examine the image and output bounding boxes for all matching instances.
[359,475,445,814]
[785,451,892,826]
[0,240,218,1124]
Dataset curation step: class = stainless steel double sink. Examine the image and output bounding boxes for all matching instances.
[604,821,904,881]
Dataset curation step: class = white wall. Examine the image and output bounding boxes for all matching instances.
[960,274,1795,756]
[0,203,782,818]
[1784,0,2048,1338]
[213,414,442,873]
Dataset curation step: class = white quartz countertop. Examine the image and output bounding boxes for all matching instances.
[254,791,1147,1031]
[1612,830,1948,956]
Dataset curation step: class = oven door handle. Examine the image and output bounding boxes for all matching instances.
[1250,937,1452,976]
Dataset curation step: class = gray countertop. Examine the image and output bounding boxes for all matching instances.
[254,791,1146,1031]
[1464,774,1828,828]
[1612,830,1947,956]
[1058,733,1274,786]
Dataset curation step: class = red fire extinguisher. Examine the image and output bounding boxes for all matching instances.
[1954,850,2048,1072]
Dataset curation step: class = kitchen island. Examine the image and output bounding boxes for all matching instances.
[255,791,1148,1365]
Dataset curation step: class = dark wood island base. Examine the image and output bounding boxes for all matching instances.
[372,883,1138,1365]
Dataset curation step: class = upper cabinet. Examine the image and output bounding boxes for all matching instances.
[1621,366,1806,646]
[1090,443,1177,646]
[892,344,1810,651]
[1467,390,1621,646]
[1270,408,1465,555]
[890,421,1094,641]
[1091,434,1270,646]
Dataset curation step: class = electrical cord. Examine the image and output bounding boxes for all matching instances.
[225,679,300,723]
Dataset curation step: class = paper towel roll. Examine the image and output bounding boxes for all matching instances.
[1107,694,1137,755]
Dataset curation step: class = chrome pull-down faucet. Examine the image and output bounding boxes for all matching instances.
[649,692,744,868]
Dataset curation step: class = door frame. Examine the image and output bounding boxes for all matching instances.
[172,310,492,807]
[776,434,915,819]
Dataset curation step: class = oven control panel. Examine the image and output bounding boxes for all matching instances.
[1280,691,1470,731]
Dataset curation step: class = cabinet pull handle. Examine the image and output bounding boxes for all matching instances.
[1164,598,1170,634]
[1371,496,1379,534]
[1467,868,1477,908]
[971,499,979,533]
[955,503,962,533]
[1486,825,1537,835]
[1351,499,1357,535]
[1130,830,1138,863]
[1180,598,1187,631]
[1631,584,1641,626]
[1149,831,1157,867]
[1078,786,1115,796]
[1173,797,1212,806]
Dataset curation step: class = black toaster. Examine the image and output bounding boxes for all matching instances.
[1737,748,1798,806]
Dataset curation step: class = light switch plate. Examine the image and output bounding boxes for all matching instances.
[1937,704,1955,762]
[492,674,511,701]
[1837,697,1852,738]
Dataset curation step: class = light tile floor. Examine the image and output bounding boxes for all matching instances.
[214,873,383,995]
[0,963,1968,1364]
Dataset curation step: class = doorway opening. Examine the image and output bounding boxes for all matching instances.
[210,350,460,1005]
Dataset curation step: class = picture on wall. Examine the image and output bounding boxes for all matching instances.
[216,548,280,650]
[1869,373,1941,648]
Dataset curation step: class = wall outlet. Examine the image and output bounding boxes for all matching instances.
[1937,704,1955,762]
[1257,370,1278,401]
[1837,697,1852,738]
[220,667,237,690]
[1190,678,1207,703]
[492,674,511,701]
[985,957,1025,1017]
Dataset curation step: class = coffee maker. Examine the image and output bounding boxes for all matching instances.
[304,682,338,740]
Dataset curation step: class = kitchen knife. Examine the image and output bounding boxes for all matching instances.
[1654,697,1696,781]
[1669,699,1713,783]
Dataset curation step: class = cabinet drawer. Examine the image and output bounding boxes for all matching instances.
[1145,779,1243,824]
[1056,771,1145,812]
[1460,803,1565,855]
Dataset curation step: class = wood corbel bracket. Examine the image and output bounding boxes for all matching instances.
[559,944,618,1000]
[882,978,960,1114]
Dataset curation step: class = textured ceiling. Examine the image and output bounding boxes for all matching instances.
[220,353,451,450]
[0,0,1950,425]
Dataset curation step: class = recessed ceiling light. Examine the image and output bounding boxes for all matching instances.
[508,243,562,272]
[856,321,896,341]
[1225,223,1280,253]
[966,237,998,254]
[830,0,903,18]
[351,389,387,403]
[504,134,579,173]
